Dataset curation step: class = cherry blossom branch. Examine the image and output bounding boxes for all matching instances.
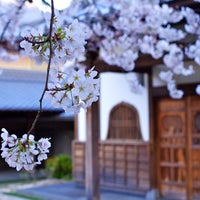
[27,0,55,135]
[39,0,55,106]
[0,0,101,171]
[0,0,57,171]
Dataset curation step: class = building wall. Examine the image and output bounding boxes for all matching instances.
[77,72,150,141]
[0,56,47,71]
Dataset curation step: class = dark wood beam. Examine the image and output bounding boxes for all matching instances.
[152,83,200,98]
[83,51,162,74]
[164,0,200,14]
[85,102,100,200]
[165,0,194,7]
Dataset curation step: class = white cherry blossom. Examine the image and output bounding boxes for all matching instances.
[196,85,200,95]
[45,65,100,114]
[20,18,90,66]
[1,128,51,171]
[159,71,184,99]
[185,39,200,65]
[126,73,144,94]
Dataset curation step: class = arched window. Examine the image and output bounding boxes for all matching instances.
[107,102,143,140]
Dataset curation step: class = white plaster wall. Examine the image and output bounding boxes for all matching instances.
[100,72,149,141]
[77,72,150,141]
[77,108,87,141]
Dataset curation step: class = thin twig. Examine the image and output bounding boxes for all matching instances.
[24,37,49,45]
[0,0,27,41]
[27,0,55,135]
[47,85,72,92]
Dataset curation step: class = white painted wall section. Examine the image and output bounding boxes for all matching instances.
[77,108,87,142]
[100,72,150,141]
[77,72,150,141]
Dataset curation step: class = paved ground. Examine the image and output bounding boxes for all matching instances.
[16,182,146,200]
[0,180,147,200]
[0,170,149,200]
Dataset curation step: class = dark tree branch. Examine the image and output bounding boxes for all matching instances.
[27,0,55,135]
[41,0,51,7]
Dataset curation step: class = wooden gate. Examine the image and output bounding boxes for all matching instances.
[73,140,150,194]
[73,101,150,194]
[156,96,200,200]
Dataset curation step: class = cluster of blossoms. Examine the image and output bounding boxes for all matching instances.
[19,9,100,113]
[0,2,100,170]
[1,128,51,171]
[62,0,200,98]
[20,17,91,65]
[0,0,45,61]
[159,70,184,99]
[1,0,200,98]
[45,65,100,113]
[0,1,24,44]
[125,73,144,94]
[93,2,186,72]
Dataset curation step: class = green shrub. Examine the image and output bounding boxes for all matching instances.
[45,154,72,180]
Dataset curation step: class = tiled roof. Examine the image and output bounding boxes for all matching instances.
[0,68,62,112]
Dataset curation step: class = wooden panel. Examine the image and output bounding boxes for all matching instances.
[156,98,187,200]
[156,96,200,200]
[72,141,85,183]
[73,140,150,194]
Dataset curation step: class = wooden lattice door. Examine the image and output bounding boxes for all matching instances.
[156,96,200,200]
[157,98,187,199]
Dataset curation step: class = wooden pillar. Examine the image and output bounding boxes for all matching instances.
[148,70,156,188]
[147,69,160,199]
[74,115,78,140]
[85,101,100,200]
